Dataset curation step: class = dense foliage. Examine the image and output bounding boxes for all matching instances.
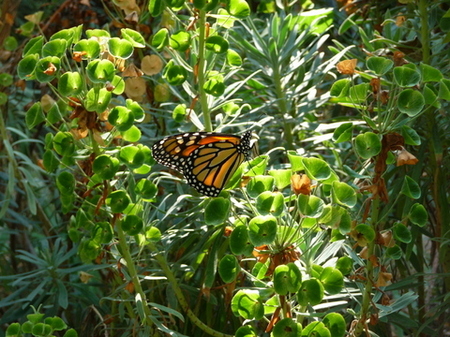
[1,0,450,336]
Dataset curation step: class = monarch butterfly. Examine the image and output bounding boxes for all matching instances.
[152,130,253,197]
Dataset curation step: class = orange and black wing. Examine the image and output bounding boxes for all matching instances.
[152,131,252,196]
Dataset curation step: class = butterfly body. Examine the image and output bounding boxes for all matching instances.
[152,130,252,197]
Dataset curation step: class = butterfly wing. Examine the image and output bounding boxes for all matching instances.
[152,131,252,196]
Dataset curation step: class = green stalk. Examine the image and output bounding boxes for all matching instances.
[116,221,153,327]
[147,241,234,337]
[418,0,430,65]
[196,10,213,132]
[272,63,294,149]
[353,195,380,336]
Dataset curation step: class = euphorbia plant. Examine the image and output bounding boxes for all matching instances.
[327,54,445,335]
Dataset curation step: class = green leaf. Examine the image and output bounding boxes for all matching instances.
[85,88,112,113]
[397,89,425,117]
[354,132,381,159]
[42,39,67,57]
[85,29,110,39]
[163,61,187,85]
[73,39,101,59]
[172,104,186,122]
[332,122,353,143]
[205,35,229,53]
[25,102,45,129]
[203,77,225,96]
[231,290,264,319]
[151,28,169,50]
[323,313,346,337]
[319,267,344,294]
[419,63,443,82]
[57,171,76,195]
[386,245,403,260]
[108,37,134,59]
[226,49,242,66]
[423,83,440,108]
[205,197,231,225]
[401,125,421,146]
[248,215,277,246]
[119,145,148,169]
[219,254,240,283]
[297,194,325,218]
[246,175,274,198]
[169,31,191,52]
[63,329,78,337]
[6,322,21,336]
[217,8,237,28]
[235,325,257,337]
[108,106,135,131]
[348,83,369,103]
[332,181,357,208]
[93,155,120,180]
[35,56,60,83]
[121,28,146,48]
[149,0,164,16]
[230,225,254,256]
[86,59,116,83]
[401,176,421,199]
[393,223,412,243]
[272,318,303,337]
[301,157,331,180]
[354,224,376,245]
[438,79,450,101]
[228,0,250,18]
[53,131,75,156]
[268,169,291,190]
[122,125,142,142]
[393,66,421,87]
[135,179,157,201]
[335,256,353,275]
[43,150,59,172]
[121,215,143,235]
[107,190,131,213]
[297,278,324,306]
[256,191,284,216]
[273,263,302,295]
[22,36,43,57]
[330,79,351,97]
[409,203,428,227]
[366,56,394,76]
[58,72,83,96]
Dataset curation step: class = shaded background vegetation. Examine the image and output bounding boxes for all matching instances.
[1,0,450,336]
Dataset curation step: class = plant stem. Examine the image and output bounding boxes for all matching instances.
[353,195,380,336]
[197,10,213,132]
[418,0,430,65]
[116,220,153,327]
[147,241,234,337]
[272,62,294,149]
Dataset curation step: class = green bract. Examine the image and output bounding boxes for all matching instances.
[108,106,135,131]
[205,197,231,225]
[58,72,83,96]
[246,175,275,197]
[248,215,277,246]
[366,56,393,76]
[219,254,240,283]
[73,39,101,59]
[230,225,254,256]
[354,132,381,159]
[231,290,264,319]
[86,59,115,83]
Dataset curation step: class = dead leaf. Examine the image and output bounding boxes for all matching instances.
[291,173,311,195]
[396,148,419,166]
[336,59,357,75]
[141,55,163,75]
